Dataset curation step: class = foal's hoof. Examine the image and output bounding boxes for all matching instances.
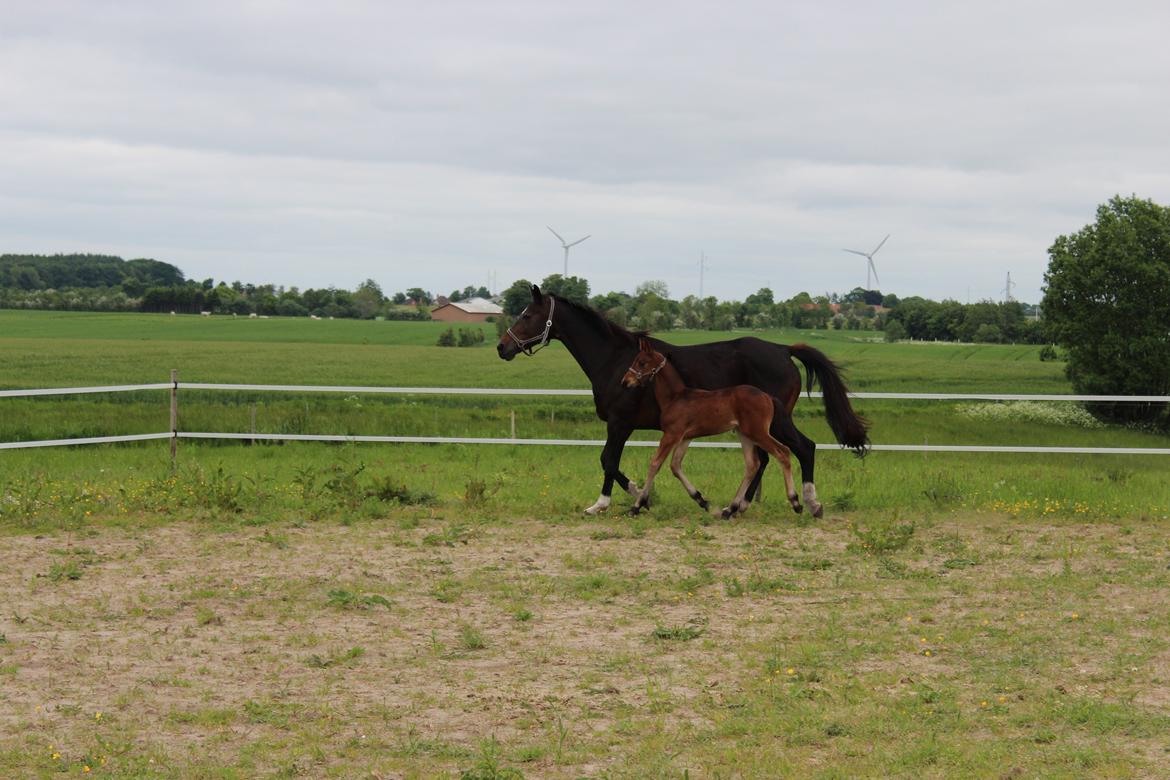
[811,503,824,519]
[720,507,734,520]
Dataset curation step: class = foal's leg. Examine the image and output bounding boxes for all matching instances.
[669,439,710,511]
[722,434,761,519]
[760,437,802,514]
[741,412,802,514]
[630,434,679,516]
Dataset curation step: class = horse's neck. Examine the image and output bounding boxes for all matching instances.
[555,302,626,379]
[652,360,689,407]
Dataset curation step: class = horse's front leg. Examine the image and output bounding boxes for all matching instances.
[584,424,637,515]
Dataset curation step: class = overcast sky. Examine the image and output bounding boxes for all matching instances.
[3,1,1168,304]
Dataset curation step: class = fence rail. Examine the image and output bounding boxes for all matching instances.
[4,381,1169,402]
[2,378,1168,457]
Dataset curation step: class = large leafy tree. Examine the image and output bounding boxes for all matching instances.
[1042,195,1170,427]
[539,274,591,306]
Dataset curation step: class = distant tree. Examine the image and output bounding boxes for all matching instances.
[501,279,534,316]
[745,287,774,306]
[635,280,669,299]
[973,323,1003,343]
[840,287,868,304]
[404,287,432,305]
[589,291,631,313]
[539,274,591,305]
[353,279,385,318]
[884,320,907,342]
[1042,194,1170,428]
[391,291,407,305]
[881,293,900,308]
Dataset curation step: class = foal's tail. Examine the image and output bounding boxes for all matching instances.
[789,343,870,456]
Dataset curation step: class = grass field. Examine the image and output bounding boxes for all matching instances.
[2,310,1170,777]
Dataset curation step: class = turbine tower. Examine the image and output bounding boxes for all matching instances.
[1002,271,1016,303]
[547,226,590,277]
[843,234,889,290]
[698,250,709,299]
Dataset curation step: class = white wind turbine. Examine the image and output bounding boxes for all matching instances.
[843,234,889,290]
[547,226,590,277]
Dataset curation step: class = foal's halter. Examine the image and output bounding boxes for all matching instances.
[506,297,556,356]
[625,352,667,384]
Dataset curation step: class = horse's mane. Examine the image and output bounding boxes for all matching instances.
[551,294,644,345]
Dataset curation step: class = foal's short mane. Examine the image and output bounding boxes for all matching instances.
[551,294,645,345]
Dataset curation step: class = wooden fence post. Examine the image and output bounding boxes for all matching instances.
[170,369,178,473]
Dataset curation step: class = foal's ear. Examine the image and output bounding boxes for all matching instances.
[531,285,542,303]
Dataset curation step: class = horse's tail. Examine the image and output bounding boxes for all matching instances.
[789,343,870,457]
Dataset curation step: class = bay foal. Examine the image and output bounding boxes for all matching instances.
[622,338,804,519]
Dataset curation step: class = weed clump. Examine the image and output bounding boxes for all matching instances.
[847,518,916,554]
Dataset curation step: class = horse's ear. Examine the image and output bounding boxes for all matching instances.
[639,337,650,352]
[531,285,542,303]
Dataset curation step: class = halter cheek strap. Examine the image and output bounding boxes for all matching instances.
[626,353,667,383]
[506,297,556,356]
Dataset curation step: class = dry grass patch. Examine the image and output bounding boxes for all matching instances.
[1,511,1169,777]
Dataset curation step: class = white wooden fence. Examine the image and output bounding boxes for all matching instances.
[3,376,1169,459]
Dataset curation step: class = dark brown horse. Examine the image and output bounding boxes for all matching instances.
[497,285,868,516]
[622,338,803,518]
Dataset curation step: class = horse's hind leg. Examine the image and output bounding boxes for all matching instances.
[669,439,709,511]
[722,434,760,519]
[772,411,822,518]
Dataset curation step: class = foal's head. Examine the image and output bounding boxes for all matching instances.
[622,338,667,388]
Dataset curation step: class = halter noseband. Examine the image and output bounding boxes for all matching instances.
[506,297,556,356]
[626,352,667,384]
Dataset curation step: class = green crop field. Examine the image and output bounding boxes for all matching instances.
[2,309,1169,778]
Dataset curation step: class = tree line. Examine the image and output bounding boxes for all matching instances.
[0,252,1043,343]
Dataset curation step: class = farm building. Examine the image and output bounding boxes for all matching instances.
[430,297,504,323]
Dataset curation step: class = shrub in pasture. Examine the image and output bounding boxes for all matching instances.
[957,401,1104,429]
[436,328,456,347]
[457,327,485,347]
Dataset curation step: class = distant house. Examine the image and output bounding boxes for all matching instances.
[430,297,505,323]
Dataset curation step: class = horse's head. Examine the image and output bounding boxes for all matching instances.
[497,285,556,361]
[622,337,667,387]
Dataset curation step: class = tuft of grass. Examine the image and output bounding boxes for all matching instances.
[458,623,487,651]
[652,624,704,641]
[47,560,85,581]
[422,524,470,547]
[326,588,392,610]
[305,645,365,669]
[847,518,916,554]
[194,607,223,626]
[460,737,523,780]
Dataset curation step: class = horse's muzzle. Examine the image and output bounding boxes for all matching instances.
[496,341,517,361]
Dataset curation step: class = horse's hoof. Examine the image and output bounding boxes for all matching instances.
[811,503,824,519]
[698,499,710,510]
[720,507,734,520]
